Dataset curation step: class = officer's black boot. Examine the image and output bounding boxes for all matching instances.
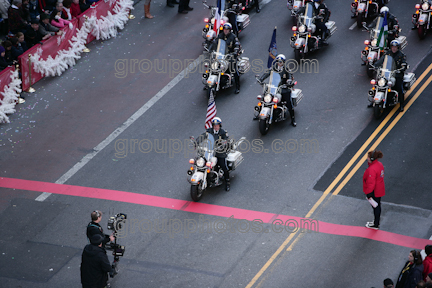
[255,0,260,13]
[291,110,296,127]
[400,96,404,112]
[167,0,174,7]
[225,178,230,191]
[234,74,240,94]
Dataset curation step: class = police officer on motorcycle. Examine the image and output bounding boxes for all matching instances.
[257,54,297,127]
[370,39,408,112]
[313,0,330,45]
[369,7,399,46]
[298,0,330,46]
[205,117,231,191]
[212,23,242,94]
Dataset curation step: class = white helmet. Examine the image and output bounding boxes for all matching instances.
[380,6,389,15]
[211,117,222,127]
[275,54,286,62]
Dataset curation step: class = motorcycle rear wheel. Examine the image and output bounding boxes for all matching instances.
[373,104,384,119]
[191,185,204,202]
[259,119,270,135]
[418,25,427,40]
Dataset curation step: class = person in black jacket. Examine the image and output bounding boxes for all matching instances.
[80,234,113,288]
[257,54,297,126]
[199,117,231,191]
[396,250,424,288]
[86,210,115,248]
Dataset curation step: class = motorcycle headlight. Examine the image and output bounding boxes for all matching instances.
[211,61,219,70]
[264,94,272,103]
[298,25,306,33]
[378,78,386,87]
[371,39,377,47]
[196,158,205,167]
[422,3,429,10]
[211,18,215,25]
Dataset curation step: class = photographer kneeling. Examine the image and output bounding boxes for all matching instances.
[80,234,113,288]
[87,210,115,247]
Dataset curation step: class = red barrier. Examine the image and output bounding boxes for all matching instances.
[79,0,118,43]
[0,66,16,102]
[19,0,120,91]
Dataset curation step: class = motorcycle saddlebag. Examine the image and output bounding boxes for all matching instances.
[325,21,337,36]
[236,14,251,30]
[396,36,408,50]
[291,89,303,107]
[226,151,243,170]
[403,73,416,90]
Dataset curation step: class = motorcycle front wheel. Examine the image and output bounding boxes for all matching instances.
[294,49,303,63]
[366,63,374,78]
[373,104,384,119]
[259,119,270,135]
[418,25,427,40]
[191,184,204,202]
[207,86,216,99]
[357,13,364,28]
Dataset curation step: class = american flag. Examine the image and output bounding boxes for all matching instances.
[205,92,217,129]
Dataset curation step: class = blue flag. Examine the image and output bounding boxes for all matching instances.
[268,27,277,69]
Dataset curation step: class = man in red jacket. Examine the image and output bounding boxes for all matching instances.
[423,245,432,281]
[363,150,385,230]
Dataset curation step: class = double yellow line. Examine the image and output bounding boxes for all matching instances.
[246,63,432,288]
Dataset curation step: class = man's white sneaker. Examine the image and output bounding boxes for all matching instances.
[365,223,379,230]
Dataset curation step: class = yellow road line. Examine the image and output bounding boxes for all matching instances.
[245,64,432,288]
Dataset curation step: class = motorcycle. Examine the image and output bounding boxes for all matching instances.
[412,0,432,39]
[287,0,305,25]
[202,0,251,52]
[290,2,337,62]
[361,18,406,78]
[368,55,415,119]
[351,0,380,28]
[202,39,250,98]
[187,134,245,201]
[254,71,303,135]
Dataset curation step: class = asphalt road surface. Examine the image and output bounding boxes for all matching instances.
[1,0,432,287]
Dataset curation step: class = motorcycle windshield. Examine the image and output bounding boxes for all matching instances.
[379,55,396,79]
[215,39,228,60]
[267,71,281,95]
[197,133,215,160]
[372,17,384,39]
[302,3,315,27]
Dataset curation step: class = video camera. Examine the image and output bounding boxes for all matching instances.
[106,213,127,278]
[107,213,127,232]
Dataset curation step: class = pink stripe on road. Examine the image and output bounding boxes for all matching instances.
[1,177,431,249]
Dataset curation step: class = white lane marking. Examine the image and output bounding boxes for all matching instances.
[36,0,272,202]
[35,57,202,202]
[349,22,357,30]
